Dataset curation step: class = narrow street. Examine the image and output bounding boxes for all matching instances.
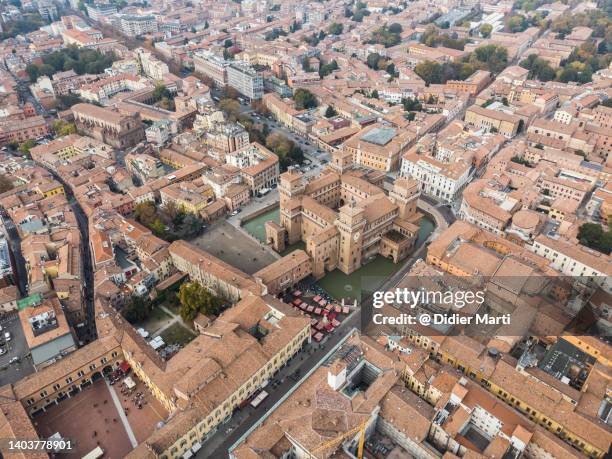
[1,216,27,297]
[42,167,96,342]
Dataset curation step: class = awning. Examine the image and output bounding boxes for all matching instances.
[123,376,136,389]
[119,361,130,373]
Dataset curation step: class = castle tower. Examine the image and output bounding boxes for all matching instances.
[336,200,366,274]
[279,170,305,245]
[279,169,305,207]
[330,149,354,174]
[389,177,420,219]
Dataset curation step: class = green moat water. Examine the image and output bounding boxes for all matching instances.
[242,207,435,301]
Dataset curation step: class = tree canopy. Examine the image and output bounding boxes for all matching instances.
[1,13,47,39]
[293,88,318,109]
[0,175,14,194]
[325,105,338,118]
[134,201,205,241]
[265,132,304,171]
[177,281,223,321]
[328,22,343,35]
[367,24,402,48]
[52,120,77,137]
[25,46,118,82]
[578,223,612,255]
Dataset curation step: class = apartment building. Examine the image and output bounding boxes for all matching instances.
[119,14,158,37]
[19,295,77,370]
[446,70,492,96]
[227,61,264,100]
[262,92,299,129]
[85,4,117,21]
[125,153,165,182]
[0,116,49,146]
[193,51,229,87]
[399,304,611,459]
[29,134,109,167]
[401,151,471,203]
[159,181,214,214]
[225,142,279,194]
[200,123,249,154]
[79,73,149,105]
[136,48,169,81]
[530,234,612,279]
[459,178,520,235]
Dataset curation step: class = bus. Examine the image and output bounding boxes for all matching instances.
[250,390,269,408]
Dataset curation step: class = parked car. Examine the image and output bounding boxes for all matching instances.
[4,332,11,341]
[9,357,19,364]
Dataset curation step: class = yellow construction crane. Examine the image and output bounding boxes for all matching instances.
[308,419,367,459]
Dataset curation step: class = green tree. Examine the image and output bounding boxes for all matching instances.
[52,120,77,136]
[319,60,338,77]
[328,22,343,35]
[366,53,382,69]
[25,64,40,83]
[415,61,443,85]
[0,14,47,40]
[153,84,173,102]
[19,139,36,156]
[0,175,14,194]
[325,105,337,118]
[470,45,508,73]
[578,222,612,255]
[402,97,422,112]
[219,98,241,121]
[294,88,317,109]
[388,23,402,34]
[480,23,493,38]
[368,25,401,47]
[122,296,151,323]
[177,281,222,321]
[506,15,528,32]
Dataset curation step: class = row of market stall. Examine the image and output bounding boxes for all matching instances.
[290,290,350,342]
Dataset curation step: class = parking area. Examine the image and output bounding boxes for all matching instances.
[0,314,35,386]
[33,379,133,458]
[188,220,278,274]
